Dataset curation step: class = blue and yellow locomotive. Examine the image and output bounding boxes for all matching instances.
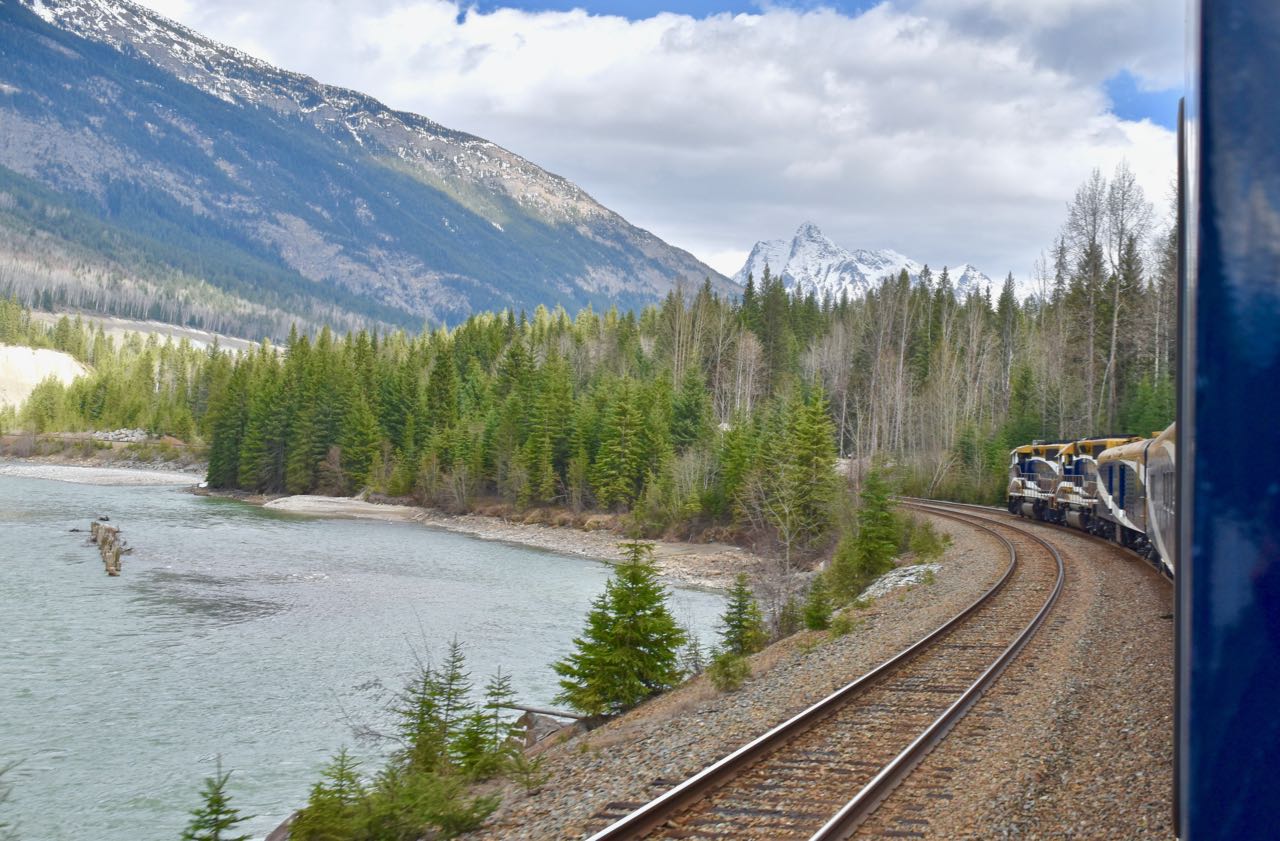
[1007,424,1175,577]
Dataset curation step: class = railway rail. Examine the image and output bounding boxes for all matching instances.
[584,501,1066,840]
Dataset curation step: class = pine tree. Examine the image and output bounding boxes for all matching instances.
[716,417,758,520]
[803,575,833,630]
[740,272,761,334]
[1004,365,1045,445]
[455,669,521,779]
[390,663,449,776]
[290,749,366,841]
[788,386,839,545]
[341,393,381,490]
[591,381,643,510]
[423,343,459,435]
[237,363,285,492]
[671,366,711,452]
[760,388,839,563]
[436,638,474,762]
[554,542,687,716]
[828,468,900,602]
[205,365,248,489]
[718,574,766,656]
[758,267,797,387]
[180,763,252,841]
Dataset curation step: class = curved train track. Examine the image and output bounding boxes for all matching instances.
[584,501,1067,841]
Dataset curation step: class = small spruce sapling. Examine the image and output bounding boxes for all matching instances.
[290,749,365,841]
[718,574,767,656]
[803,575,833,631]
[179,761,252,841]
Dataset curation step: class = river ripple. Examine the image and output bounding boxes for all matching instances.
[0,471,724,840]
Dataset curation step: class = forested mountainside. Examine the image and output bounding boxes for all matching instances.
[8,165,1177,537]
[0,0,726,339]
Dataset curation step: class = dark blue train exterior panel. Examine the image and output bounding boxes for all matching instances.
[1179,1,1280,837]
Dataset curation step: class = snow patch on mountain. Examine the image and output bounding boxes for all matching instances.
[734,223,995,301]
[16,0,618,227]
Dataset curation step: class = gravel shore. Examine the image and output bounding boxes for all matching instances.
[263,494,768,590]
[0,460,200,485]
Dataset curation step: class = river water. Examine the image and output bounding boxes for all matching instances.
[0,469,725,840]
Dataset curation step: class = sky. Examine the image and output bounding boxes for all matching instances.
[139,0,1186,280]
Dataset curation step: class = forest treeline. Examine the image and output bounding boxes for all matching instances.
[7,163,1175,534]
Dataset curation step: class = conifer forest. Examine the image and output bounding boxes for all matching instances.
[6,166,1175,554]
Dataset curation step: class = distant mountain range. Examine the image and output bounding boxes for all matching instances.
[734,222,995,302]
[0,0,729,337]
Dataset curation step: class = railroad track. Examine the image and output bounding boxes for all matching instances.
[584,502,1065,841]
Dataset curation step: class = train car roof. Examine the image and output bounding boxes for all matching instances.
[1097,437,1153,465]
[1066,436,1143,455]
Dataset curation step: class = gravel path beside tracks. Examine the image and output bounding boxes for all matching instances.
[461,514,1007,840]
[863,513,1174,840]
[464,507,1173,840]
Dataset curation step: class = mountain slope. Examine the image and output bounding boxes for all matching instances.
[0,0,728,335]
[734,223,994,301]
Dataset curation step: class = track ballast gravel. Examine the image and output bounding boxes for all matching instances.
[462,509,1173,840]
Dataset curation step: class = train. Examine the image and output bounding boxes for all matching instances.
[1006,423,1176,577]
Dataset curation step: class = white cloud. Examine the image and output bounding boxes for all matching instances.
[131,0,1181,281]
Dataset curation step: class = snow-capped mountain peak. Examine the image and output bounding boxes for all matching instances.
[734,223,993,301]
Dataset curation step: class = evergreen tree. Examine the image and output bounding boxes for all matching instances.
[740,273,761,334]
[341,393,381,490]
[829,469,900,602]
[803,575,833,630]
[423,343,459,436]
[759,387,839,562]
[455,669,521,779]
[1004,365,1046,444]
[554,542,687,716]
[718,573,766,656]
[290,749,366,841]
[591,381,644,510]
[435,639,474,762]
[206,365,249,488]
[180,763,252,841]
[671,366,712,452]
[237,363,285,492]
[390,663,449,776]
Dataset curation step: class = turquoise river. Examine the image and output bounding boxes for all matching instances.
[0,467,725,840]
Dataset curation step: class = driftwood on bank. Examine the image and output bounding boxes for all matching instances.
[89,519,127,576]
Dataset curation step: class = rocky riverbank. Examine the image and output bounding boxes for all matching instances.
[262,494,766,590]
[0,433,206,475]
[0,460,199,486]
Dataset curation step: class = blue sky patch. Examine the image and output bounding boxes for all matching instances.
[1105,70,1181,129]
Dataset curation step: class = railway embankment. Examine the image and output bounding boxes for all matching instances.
[458,506,1174,840]
[458,511,1010,840]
